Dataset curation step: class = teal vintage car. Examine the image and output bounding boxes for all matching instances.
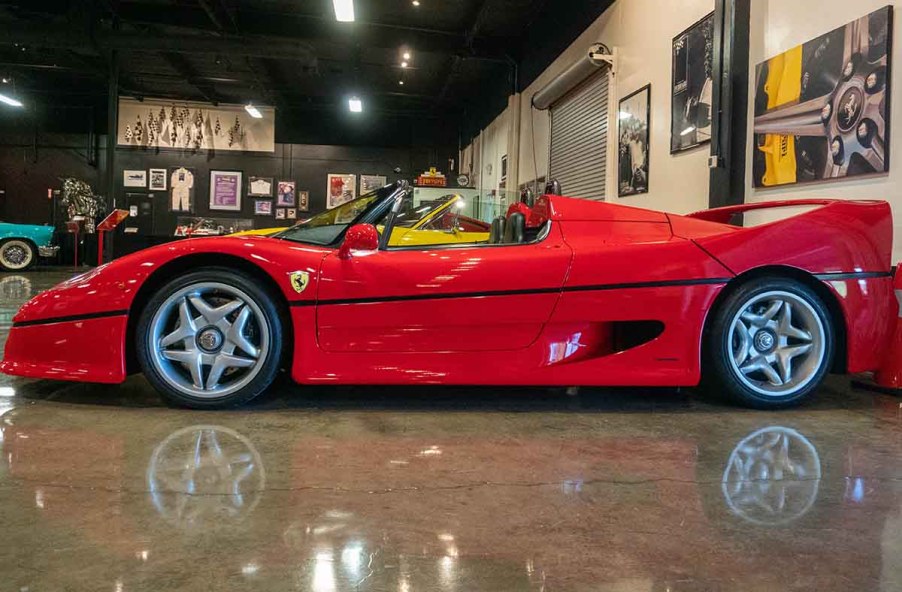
[0,222,58,271]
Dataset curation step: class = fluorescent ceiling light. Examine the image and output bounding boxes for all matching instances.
[0,93,23,107]
[244,104,262,118]
[680,126,696,136]
[348,97,362,112]
[333,0,355,22]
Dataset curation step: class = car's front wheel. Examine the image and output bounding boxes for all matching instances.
[0,239,35,271]
[136,268,285,409]
[706,278,834,409]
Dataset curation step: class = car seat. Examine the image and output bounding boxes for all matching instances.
[489,216,506,244]
[503,212,526,243]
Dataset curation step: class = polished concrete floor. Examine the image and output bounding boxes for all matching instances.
[0,269,901,591]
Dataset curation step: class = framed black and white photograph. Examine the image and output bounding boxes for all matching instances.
[287,208,297,219]
[248,176,273,197]
[298,190,309,212]
[618,84,651,197]
[148,168,167,191]
[123,170,147,188]
[671,12,714,153]
[275,208,286,220]
[359,174,387,194]
[254,199,273,216]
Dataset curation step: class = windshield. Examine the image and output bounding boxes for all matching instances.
[276,187,388,245]
[392,195,459,228]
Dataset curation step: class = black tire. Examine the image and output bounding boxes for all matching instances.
[704,277,834,409]
[136,267,285,409]
[0,239,36,272]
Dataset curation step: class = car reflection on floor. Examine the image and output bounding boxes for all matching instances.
[1,396,901,591]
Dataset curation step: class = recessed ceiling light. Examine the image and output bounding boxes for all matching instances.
[403,52,411,60]
[0,93,24,107]
[412,0,420,6]
[401,61,408,68]
[399,80,404,85]
[333,0,355,22]
[348,97,362,112]
[244,104,263,118]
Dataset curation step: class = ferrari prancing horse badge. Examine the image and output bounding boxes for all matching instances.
[289,271,310,294]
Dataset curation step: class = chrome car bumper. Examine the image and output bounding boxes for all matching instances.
[38,245,59,258]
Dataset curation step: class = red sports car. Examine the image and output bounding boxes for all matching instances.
[0,182,894,409]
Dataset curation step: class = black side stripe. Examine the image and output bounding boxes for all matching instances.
[289,277,732,307]
[814,271,892,281]
[13,309,129,328]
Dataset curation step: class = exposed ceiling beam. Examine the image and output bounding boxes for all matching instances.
[160,51,221,104]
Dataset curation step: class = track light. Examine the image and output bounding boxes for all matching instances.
[0,93,23,107]
[348,97,362,112]
[333,0,355,22]
[244,104,262,118]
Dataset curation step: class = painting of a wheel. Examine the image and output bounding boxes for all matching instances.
[752,7,892,187]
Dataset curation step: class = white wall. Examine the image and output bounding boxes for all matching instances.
[465,105,512,197]
[746,0,902,261]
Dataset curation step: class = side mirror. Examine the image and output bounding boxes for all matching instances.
[338,223,380,259]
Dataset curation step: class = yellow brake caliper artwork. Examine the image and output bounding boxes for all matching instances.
[758,45,802,186]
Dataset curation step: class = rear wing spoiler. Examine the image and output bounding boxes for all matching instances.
[687,199,837,224]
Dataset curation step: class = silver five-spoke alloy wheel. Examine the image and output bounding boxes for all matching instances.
[148,282,270,399]
[727,290,825,397]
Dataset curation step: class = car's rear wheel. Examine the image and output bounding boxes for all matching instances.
[136,268,284,409]
[706,278,834,409]
[0,239,35,271]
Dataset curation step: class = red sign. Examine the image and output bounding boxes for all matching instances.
[416,168,447,187]
[97,209,130,231]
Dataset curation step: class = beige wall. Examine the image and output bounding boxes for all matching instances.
[464,0,715,214]
[746,0,902,261]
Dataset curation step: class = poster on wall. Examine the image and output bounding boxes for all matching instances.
[209,170,243,212]
[168,167,195,212]
[117,98,275,153]
[276,181,295,207]
[752,6,893,188]
[254,200,273,216]
[298,190,309,212]
[149,168,167,191]
[248,176,273,197]
[671,12,714,153]
[618,84,651,196]
[359,174,387,194]
[327,173,357,209]
[123,170,147,188]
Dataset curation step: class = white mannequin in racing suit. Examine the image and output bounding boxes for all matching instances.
[170,167,194,211]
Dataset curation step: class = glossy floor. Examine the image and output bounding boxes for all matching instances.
[0,269,901,591]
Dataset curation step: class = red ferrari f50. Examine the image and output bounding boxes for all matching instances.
[0,182,895,409]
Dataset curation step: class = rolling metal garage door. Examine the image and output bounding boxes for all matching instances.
[548,71,609,201]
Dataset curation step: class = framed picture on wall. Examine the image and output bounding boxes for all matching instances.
[298,190,309,212]
[248,176,273,197]
[327,173,356,209]
[123,170,147,188]
[168,166,196,212]
[618,84,651,197]
[209,170,242,211]
[149,168,167,191]
[275,208,286,220]
[287,208,297,219]
[359,174,387,194]
[671,12,714,153]
[276,180,295,207]
[254,200,273,216]
[752,6,892,187]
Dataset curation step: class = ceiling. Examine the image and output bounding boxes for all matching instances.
[0,0,612,145]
